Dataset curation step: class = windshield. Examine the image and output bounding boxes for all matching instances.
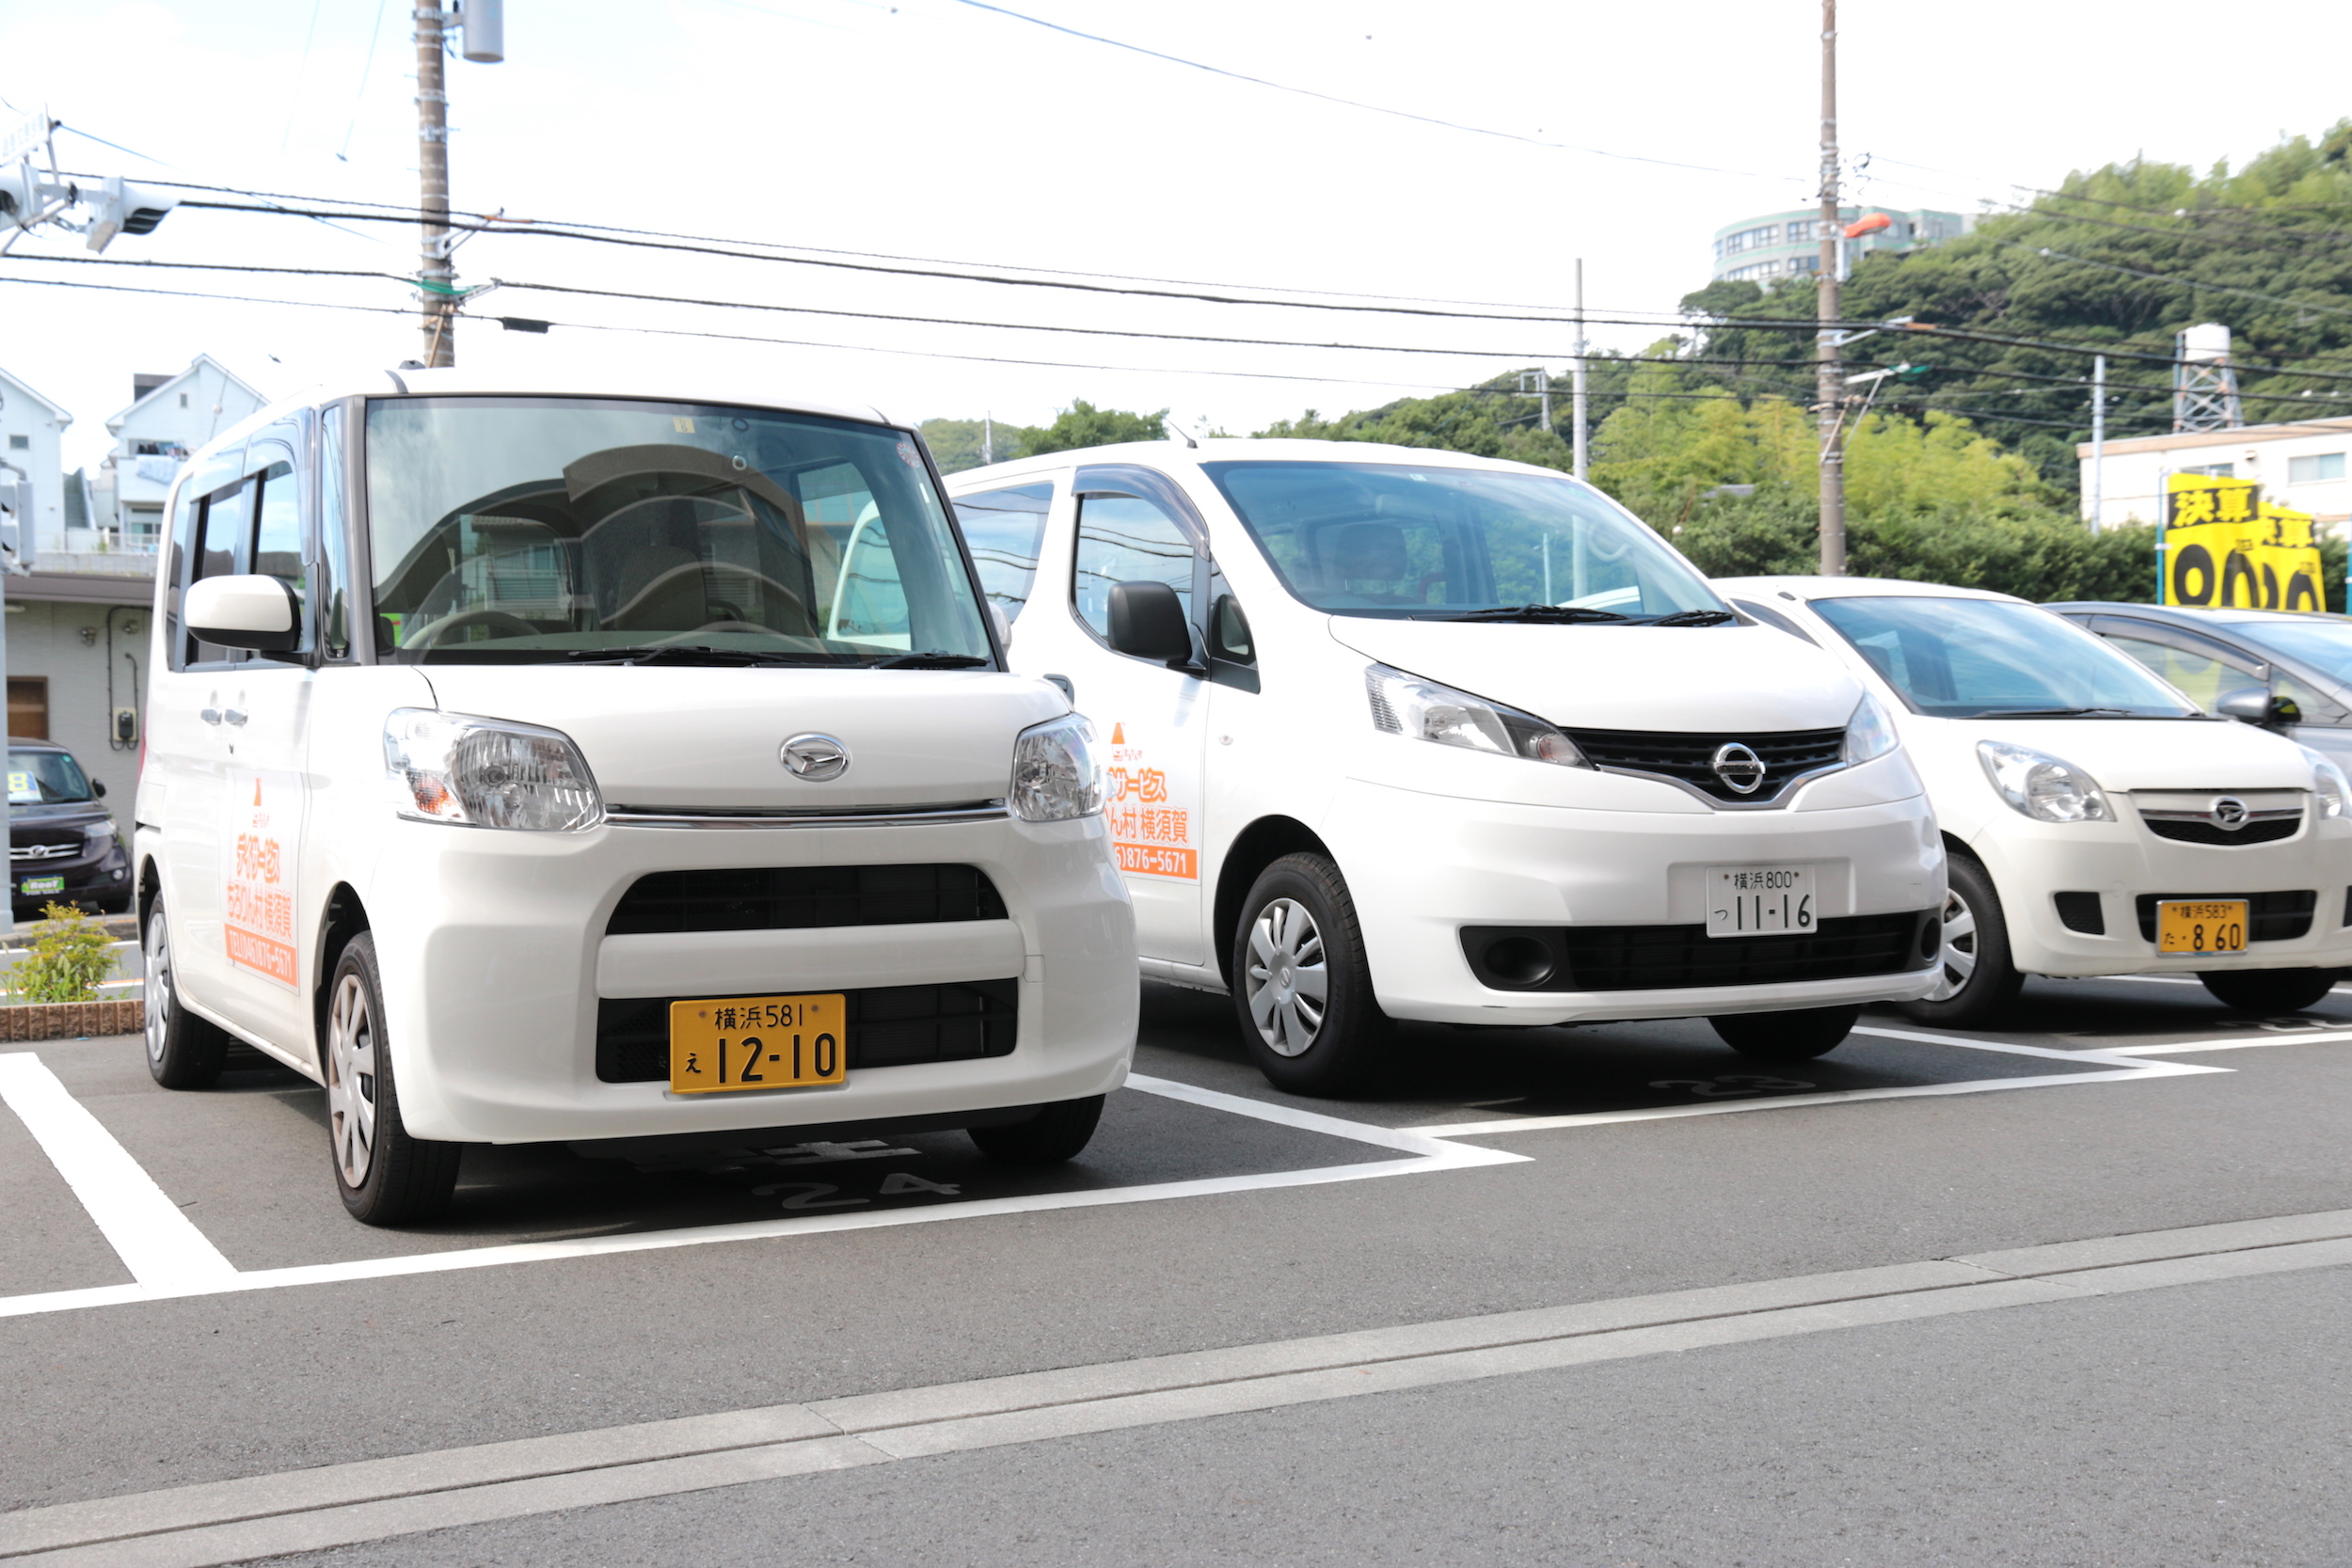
[1811,596,2196,719]
[2214,617,2352,690]
[364,398,993,664]
[1201,461,1722,621]
[8,750,93,804]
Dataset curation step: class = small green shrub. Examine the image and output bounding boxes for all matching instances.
[16,902,119,1004]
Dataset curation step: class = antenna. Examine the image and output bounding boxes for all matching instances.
[1164,419,1200,450]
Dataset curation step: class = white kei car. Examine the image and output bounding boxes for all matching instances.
[1717,577,2352,1023]
[138,371,1136,1226]
[947,440,1947,1091]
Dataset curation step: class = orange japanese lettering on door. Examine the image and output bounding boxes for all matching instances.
[1104,724,1198,879]
[223,769,300,986]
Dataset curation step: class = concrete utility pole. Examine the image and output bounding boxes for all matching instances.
[2089,354,2106,536]
[1571,258,1589,481]
[413,2,503,367]
[1815,0,1845,576]
[416,7,455,367]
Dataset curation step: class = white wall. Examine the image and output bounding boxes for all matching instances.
[0,376,71,556]
[3,594,151,799]
[2079,420,2352,533]
[104,360,266,543]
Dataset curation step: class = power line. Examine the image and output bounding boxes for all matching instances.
[942,0,1792,182]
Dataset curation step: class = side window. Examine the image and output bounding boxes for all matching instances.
[1211,594,1253,662]
[197,477,250,586]
[247,436,314,658]
[318,404,355,659]
[2102,633,2255,711]
[1073,493,1194,641]
[797,460,911,650]
[951,483,1053,625]
[165,482,200,671]
[2273,670,2342,722]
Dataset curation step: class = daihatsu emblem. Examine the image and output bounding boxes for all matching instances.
[780,734,850,781]
[1711,742,1767,796]
[2211,796,2249,830]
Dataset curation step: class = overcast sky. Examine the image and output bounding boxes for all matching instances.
[5,0,2346,469]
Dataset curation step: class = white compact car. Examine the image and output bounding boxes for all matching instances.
[946,440,1945,1091]
[138,371,1136,1225]
[1716,577,2352,1024]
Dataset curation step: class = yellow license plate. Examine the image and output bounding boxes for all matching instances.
[668,993,846,1094]
[2155,900,2249,956]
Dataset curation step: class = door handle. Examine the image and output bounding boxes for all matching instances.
[199,707,222,725]
[222,708,248,727]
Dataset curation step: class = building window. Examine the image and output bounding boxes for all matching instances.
[178,392,188,408]
[6,435,24,451]
[2180,463,2235,479]
[8,676,48,740]
[2289,453,2346,483]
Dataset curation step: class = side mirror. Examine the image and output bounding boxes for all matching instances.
[1107,580,1198,669]
[2218,687,2300,731]
[185,575,301,654]
[91,779,106,798]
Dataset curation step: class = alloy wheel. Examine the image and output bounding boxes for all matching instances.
[1927,886,1977,1002]
[325,972,379,1189]
[1244,896,1329,1057]
[143,910,172,1068]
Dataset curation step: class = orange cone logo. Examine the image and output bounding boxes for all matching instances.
[1111,722,1125,743]
[254,781,263,805]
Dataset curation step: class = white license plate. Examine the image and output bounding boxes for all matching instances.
[1707,865,1817,938]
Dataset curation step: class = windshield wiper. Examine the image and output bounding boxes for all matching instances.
[1642,609,1740,627]
[561,645,834,668]
[1418,604,1630,625]
[1978,706,2138,718]
[866,650,994,670]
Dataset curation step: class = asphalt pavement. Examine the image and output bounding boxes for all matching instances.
[2,973,2348,1565]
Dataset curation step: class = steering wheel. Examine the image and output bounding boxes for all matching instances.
[405,609,540,650]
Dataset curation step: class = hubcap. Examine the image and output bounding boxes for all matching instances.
[1244,897,1329,1057]
[1927,887,1977,1002]
[325,972,379,1189]
[143,909,172,1067]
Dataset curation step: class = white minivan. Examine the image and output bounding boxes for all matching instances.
[946,440,1947,1091]
[138,371,1136,1226]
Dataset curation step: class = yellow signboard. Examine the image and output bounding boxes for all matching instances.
[2162,473,2323,611]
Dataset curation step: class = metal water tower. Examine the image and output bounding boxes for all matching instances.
[2173,323,2245,433]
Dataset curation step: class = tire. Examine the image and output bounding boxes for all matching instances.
[144,897,229,1089]
[1230,852,1391,1095]
[1708,1004,1862,1061]
[967,1096,1104,1165]
[2197,968,2341,1014]
[324,933,461,1227]
[1895,851,2023,1028]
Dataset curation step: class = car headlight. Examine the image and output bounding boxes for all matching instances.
[1844,691,1899,764]
[1365,664,1588,768]
[1009,713,1103,822]
[1978,739,2110,823]
[2298,745,2349,819]
[384,708,604,832]
[83,824,120,855]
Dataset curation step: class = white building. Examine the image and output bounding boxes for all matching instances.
[90,355,265,551]
[0,367,74,556]
[2078,416,2352,534]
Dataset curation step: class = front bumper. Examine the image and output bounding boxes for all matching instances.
[1322,776,1946,1024]
[368,812,1137,1144]
[1971,813,2352,975]
[12,847,131,912]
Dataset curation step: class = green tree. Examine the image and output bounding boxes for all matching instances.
[1020,399,1171,454]
[917,418,1018,475]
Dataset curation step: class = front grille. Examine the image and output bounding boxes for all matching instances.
[596,979,1018,1083]
[2143,816,2301,847]
[10,828,85,860]
[1564,727,1846,803]
[1460,911,1934,993]
[607,863,1006,936]
[2134,891,2315,943]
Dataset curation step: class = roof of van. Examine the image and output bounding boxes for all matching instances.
[183,368,898,470]
[1712,575,2029,607]
[942,437,1591,488]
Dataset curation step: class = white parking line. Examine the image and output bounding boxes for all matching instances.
[0,1069,1525,1323]
[10,1207,2348,1567]
[0,1053,234,1291]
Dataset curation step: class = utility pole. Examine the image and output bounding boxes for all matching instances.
[416,7,455,367]
[1516,369,1552,432]
[413,2,503,368]
[2089,354,2106,536]
[982,413,993,466]
[1815,0,1845,576]
[1571,258,1589,481]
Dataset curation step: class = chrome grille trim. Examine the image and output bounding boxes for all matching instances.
[606,801,1009,831]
